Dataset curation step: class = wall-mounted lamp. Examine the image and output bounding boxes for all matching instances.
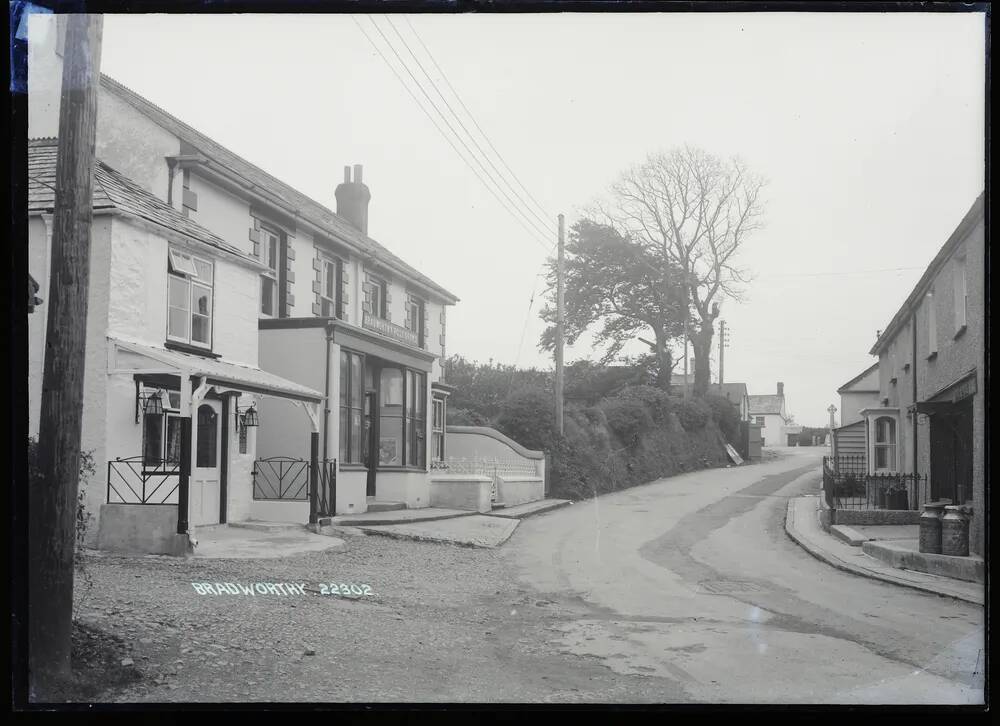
[136,386,166,423]
[235,401,259,429]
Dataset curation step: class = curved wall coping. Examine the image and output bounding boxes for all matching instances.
[445,425,545,460]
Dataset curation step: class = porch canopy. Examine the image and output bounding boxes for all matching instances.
[107,336,324,425]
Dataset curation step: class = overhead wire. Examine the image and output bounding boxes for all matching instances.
[360,15,555,252]
[391,15,555,237]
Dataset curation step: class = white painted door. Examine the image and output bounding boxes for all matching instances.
[192,400,222,526]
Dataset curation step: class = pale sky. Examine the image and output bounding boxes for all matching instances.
[96,11,985,426]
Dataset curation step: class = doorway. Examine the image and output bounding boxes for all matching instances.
[191,400,223,525]
[364,390,377,497]
[929,397,973,504]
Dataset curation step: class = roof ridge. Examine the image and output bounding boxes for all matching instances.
[99,73,458,302]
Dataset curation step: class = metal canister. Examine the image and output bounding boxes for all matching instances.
[941,505,969,557]
[919,503,944,554]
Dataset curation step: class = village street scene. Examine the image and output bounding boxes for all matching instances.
[16,8,985,707]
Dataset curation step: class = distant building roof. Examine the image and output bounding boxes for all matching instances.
[748,394,784,415]
[28,138,257,266]
[836,362,880,394]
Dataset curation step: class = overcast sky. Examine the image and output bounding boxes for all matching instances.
[96,11,985,426]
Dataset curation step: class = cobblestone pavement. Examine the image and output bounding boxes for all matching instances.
[72,531,681,703]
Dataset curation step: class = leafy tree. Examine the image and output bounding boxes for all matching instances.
[593,145,766,396]
[538,219,687,390]
[444,355,551,421]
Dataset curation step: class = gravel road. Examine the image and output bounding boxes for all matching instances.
[72,531,670,703]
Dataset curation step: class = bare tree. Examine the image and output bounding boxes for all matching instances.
[593,146,766,396]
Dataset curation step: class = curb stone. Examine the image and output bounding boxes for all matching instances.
[784,497,982,606]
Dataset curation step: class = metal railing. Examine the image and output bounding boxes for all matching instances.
[314,459,337,518]
[822,456,924,511]
[252,457,310,500]
[433,456,539,478]
[107,456,180,504]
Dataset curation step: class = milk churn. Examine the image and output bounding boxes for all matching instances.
[919,502,945,554]
[941,505,969,557]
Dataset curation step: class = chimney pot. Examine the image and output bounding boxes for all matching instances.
[335,163,371,236]
[777,382,784,396]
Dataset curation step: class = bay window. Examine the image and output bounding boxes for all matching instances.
[339,350,365,465]
[377,366,426,468]
[167,248,213,348]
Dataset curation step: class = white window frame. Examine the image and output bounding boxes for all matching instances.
[167,248,214,349]
[260,227,280,319]
[363,274,387,320]
[320,257,339,317]
[431,397,445,463]
[872,416,897,473]
[926,289,937,356]
[953,253,967,332]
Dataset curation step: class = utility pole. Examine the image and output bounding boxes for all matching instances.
[555,213,565,437]
[29,13,104,699]
[718,320,728,387]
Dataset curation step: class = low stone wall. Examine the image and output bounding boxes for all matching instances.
[832,509,922,526]
[498,476,544,507]
[247,499,310,524]
[96,503,189,556]
[862,540,985,583]
[429,475,493,513]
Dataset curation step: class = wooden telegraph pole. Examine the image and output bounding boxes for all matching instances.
[555,214,565,437]
[718,320,727,387]
[29,13,104,699]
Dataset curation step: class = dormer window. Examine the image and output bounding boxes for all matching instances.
[167,248,213,348]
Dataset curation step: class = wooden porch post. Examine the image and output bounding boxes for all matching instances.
[309,431,319,524]
[176,417,191,534]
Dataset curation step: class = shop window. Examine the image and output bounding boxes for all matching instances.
[339,350,365,464]
[405,370,426,468]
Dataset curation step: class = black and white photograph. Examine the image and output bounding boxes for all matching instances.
[10,0,988,709]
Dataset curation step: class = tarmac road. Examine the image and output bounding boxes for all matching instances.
[503,447,986,704]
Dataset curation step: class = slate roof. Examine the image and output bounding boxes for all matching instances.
[99,74,458,303]
[747,394,784,415]
[28,138,258,266]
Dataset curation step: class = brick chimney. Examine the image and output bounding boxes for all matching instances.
[335,164,371,236]
[777,382,784,397]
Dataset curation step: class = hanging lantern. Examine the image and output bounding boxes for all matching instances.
[236,400,259,428]
[143,388,165,416]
